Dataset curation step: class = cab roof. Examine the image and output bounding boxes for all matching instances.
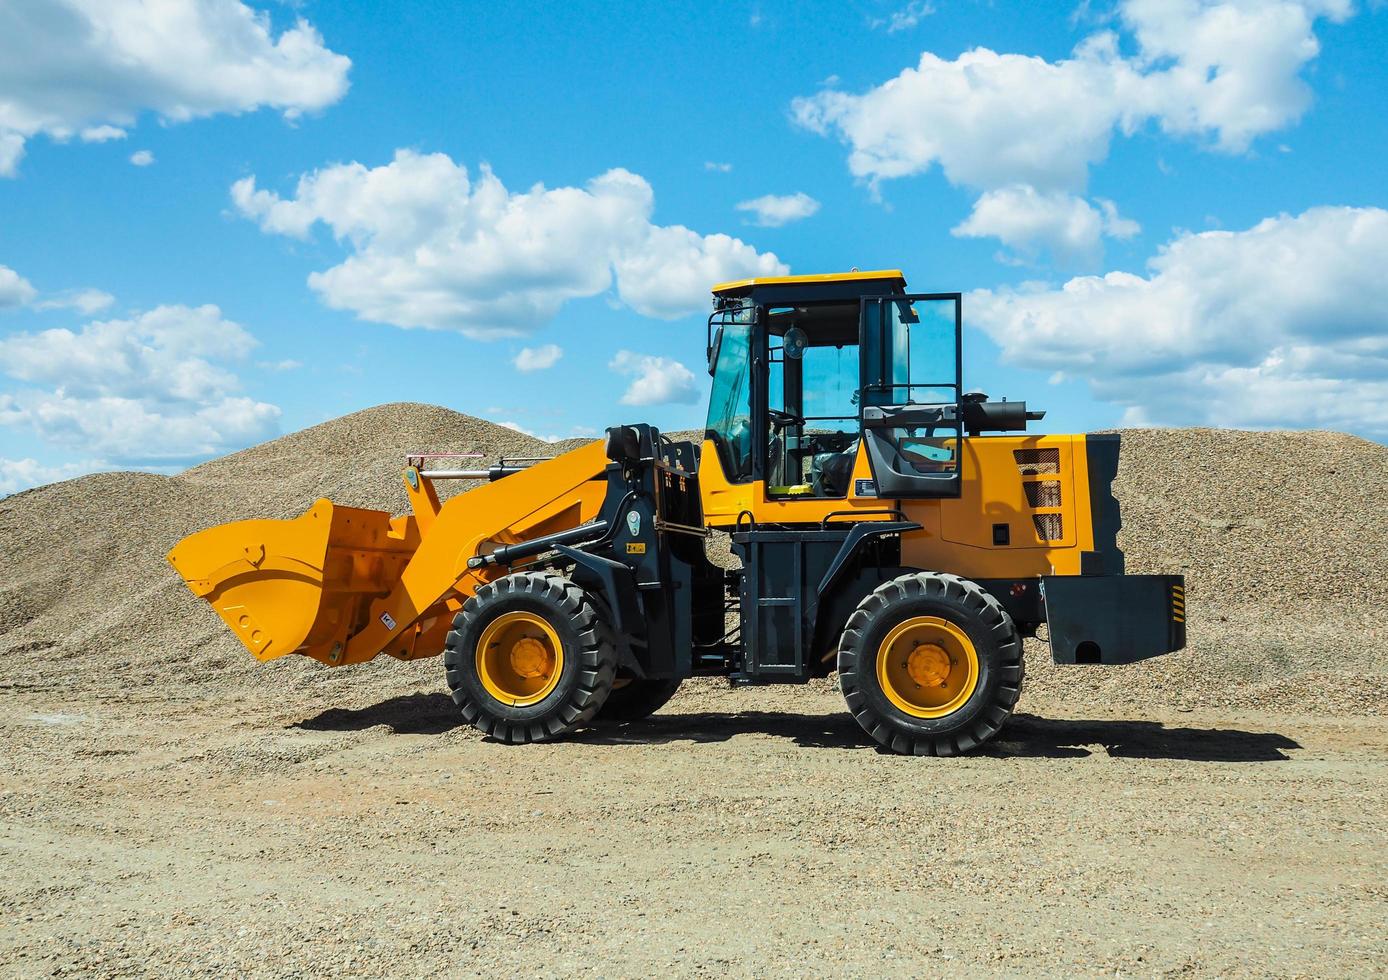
[711,269,907,305]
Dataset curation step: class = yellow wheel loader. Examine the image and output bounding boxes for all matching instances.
[168,271,1186,755]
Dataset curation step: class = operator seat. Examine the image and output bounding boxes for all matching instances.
[811,442,858,497]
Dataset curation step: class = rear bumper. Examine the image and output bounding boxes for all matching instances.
[1042,574,1186,665]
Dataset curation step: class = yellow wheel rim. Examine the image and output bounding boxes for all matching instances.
[875,616,980,719]
[475,611,564,706]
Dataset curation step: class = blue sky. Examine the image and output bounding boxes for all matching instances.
[1,0,1386,493]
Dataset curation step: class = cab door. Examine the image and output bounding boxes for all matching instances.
[859,293,963,498]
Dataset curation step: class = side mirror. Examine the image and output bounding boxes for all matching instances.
[604,425,641,465]
[706,326,723,376]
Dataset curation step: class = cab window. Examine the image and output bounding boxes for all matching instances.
[766,305,860,498]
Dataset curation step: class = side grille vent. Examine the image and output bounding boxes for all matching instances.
[1014,448,1060,474]
[1033,513,1064,541]
[1023,480,1062,508]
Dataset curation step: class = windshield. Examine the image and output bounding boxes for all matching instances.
[704,319,753,482]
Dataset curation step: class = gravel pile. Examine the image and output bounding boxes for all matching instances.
[0,404,559,704]
[1025,427,1387,716]
[0,407,1383,717]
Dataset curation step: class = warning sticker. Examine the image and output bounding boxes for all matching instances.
[854,479,877,498]
[380,612,397,630]
[626,542,647,555]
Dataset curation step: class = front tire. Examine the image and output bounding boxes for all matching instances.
[444,571,617,743]
[837,572,1023,756]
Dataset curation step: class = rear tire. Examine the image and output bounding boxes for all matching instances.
[444,571,617,744]
[597,675,682,722]
[837,571,1023,756]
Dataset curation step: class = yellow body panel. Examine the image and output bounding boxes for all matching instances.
[711,269,905,294]
[699,438,894,527]
[906,434,1094,579]
[167,441,609,667]
[698,434,1097,580]
[167,500,419,664]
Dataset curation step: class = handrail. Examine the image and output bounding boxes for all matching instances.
[819,508,907,529]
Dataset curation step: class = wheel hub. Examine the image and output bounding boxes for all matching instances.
[475,611,564,706]
[509,637,552,678]
[876,615,980,719]
[906,643,952,688]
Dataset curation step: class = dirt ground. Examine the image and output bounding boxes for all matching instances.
[3,675,1384,978]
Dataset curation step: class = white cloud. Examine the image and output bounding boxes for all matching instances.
[1098,200,1142,240]
[873,1,935,32]
[0,264,118,319]
[514,344,563,372]
[793,40,1134,192]
[496,420,564,443]
[796,1,1350,191]
[0,304,280,462]
[610,350,700,406]
[0,264,37,308]
[0,0,350,176]
[952,186,1139,266]
[793,1,1351,255]
[0,132,25,175]
[32,288,115,314]
[0,457,105,496]
[969,206,1388,437]
[129,149,155,167]
[705,161,733,173]
[257,358,302,371]
[233,150,786,337]
[735,192,821,228]
[80,125,127,143]
[1122,0,1352,151]
[612,225,784,319]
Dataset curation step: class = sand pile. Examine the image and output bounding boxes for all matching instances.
[0,404,561,703]
[1023,428,1388,714]
[1,406,1383,717]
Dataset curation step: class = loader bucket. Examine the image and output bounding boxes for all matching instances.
[167,499,419,665]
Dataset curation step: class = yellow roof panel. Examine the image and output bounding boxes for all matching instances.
[711,269,907,294]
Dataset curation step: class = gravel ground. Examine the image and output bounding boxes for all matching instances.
[1,404,1385,975]
[2,684,1384,977]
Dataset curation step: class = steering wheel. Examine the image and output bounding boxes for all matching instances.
[765,409,802,482]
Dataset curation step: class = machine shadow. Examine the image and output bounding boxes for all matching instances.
[295,693,465,736]
[576,710,871,751]
[989,714,1302,762]
[586,712,1300,760]
[294,697,1301,762]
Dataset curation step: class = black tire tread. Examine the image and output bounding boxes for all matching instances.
[443,570,617,744]
[838,571,1024,757]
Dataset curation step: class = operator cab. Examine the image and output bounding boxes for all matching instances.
[704,270,971,502]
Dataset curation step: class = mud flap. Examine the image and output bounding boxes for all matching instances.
[1042,574,1186,665]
